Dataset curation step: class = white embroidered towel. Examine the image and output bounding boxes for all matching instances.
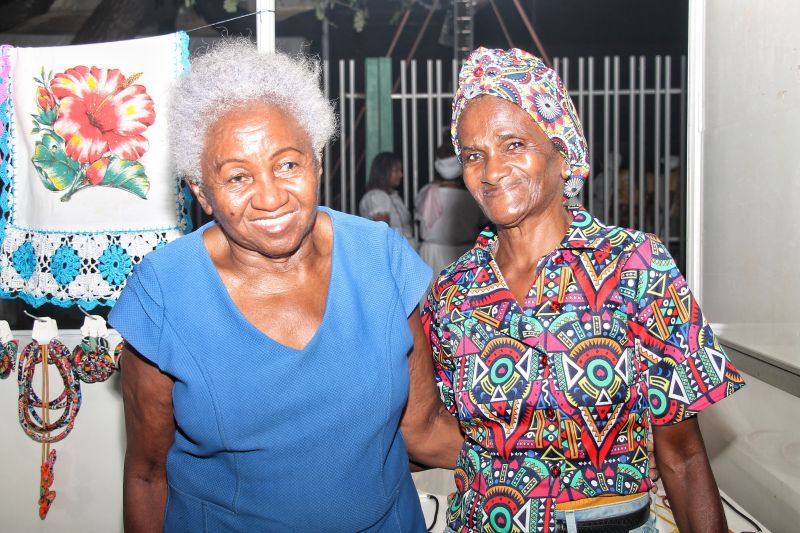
[0,32,192,309]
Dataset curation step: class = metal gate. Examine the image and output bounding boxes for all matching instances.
[322,54,688,266]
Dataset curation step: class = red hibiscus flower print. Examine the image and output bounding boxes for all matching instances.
[30,66,153,201]
[50,66,155,164]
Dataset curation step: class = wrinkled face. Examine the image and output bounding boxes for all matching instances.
[192,103,321,259]
[457,95,569,228]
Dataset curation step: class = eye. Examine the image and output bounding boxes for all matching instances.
[464,152,482,163]
[227,173,247,184]
[279,161,297,172]
[507,140,524,150]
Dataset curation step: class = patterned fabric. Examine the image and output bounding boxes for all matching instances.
[422,206,745,533]
[0,33,192,309]
[450,47,589,198]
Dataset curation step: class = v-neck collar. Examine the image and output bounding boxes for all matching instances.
[454,206,614,337]
[197,207,337,353]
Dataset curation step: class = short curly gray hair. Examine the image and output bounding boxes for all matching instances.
[170,38,337,183]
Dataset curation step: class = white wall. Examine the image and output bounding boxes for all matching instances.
[0,330,124,532]
[697,0,800,368]
[691,1,800,531]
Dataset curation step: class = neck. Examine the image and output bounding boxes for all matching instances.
[494,203,571,273]
[216,213,328,278]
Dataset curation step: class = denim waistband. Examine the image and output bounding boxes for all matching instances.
[554,493,650,521]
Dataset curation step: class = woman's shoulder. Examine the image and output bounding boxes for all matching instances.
[579,210,669,268]
[129,223,210,288]
[361,188,391,201]
[324,207,392,244]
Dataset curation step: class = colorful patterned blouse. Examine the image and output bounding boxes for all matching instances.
[421,207,745,533]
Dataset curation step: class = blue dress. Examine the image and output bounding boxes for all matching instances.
[109,207,432,532]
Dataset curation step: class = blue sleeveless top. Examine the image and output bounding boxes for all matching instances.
[109,208,432,532]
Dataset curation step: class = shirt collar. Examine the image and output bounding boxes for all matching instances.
[451,206,612,274]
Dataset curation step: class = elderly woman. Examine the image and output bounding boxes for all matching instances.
[109,40,462,531]
[422,48,745,533]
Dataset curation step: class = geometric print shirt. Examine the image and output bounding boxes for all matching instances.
[421,206,745,533]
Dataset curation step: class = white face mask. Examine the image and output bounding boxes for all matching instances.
[434,155,462,180]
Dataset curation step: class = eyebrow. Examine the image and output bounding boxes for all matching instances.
[460,132,521,152]
[214,147,305,169]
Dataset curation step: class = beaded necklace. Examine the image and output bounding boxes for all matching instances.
[17,339,81,443]
[8,314,120,518]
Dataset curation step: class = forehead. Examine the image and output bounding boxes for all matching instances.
[457,95,548,144]
[204,102,312,155]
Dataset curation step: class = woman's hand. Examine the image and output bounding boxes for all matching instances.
[647,435,660,492]
[652,417,727,532]
[399,307,463,469]
[120,343,175,533]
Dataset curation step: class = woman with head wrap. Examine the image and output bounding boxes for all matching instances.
[415,142,484,274]
[422,47,745,533]
[110,40,463,532]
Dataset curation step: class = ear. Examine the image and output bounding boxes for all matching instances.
[186,178,213,216]
[561,156,571,180]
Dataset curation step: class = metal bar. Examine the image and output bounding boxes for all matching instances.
[426,60,435,191]
[488,0,515,48]
[628,56,636,228]
[663,55,672,249]
[339,60,347,213]
[436,59,443,147]
[638,56,646,230]
[679,55,687,267]
[603,56,610,222]
[554,57,560,77]
[386,8,412,57]
[349,59,356,214]
[255,0,275,52]
[654,55,662,236]
[578,57,585,205]
[562,57,570,91]
[510,0,551,65]
[612,56,620,226]
[554,87,683,98]
[401,60,410,210]
[323,58,331,207]
[587,57,595,214]
[411,60,419,216]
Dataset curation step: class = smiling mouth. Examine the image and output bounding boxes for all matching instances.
[482,180,522,197]
[251,211,296,233]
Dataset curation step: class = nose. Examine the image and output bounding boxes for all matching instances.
[251,173,288,211]
[483,152,509,185]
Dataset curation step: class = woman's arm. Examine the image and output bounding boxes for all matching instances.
[120,343,176,533]
[400,308,463,469]
[652,417,727,533]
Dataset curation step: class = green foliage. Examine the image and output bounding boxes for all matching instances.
[184,0,240,13]
[99,157,150,199]
[314,0,417,33]
[31,134,80,192]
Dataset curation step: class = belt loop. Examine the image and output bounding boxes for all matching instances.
[565,510,578,533]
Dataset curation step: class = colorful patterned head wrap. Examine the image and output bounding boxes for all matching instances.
[451,47,590,197]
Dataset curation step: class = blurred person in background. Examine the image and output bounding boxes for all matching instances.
[415,142,484,274]
[360,151,416,247]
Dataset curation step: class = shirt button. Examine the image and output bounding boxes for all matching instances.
[553,256,563,265]
[539,354,548,366]
[545,408,556,420]
[550,465,561,477]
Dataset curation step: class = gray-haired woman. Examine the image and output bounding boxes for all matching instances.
[109,39,462,532]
